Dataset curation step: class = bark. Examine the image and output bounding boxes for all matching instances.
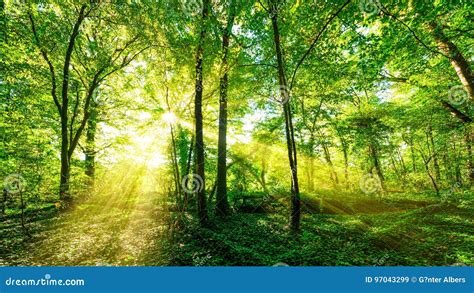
[427,123,441,182]
[194,0,210,224]
[216,3,235,216]
[465,125,474,184]
[320,135,339,187]
[164,86,181,199]
[441,101,472,123]
[397,147,407,174]
[409,137,417,172]
[334,126,349,189]
[85,103,98,181]
[183,136,194,210]
[420,151,440,196]
[261,156,268,193]
[342,146,349,189]
[429,22,474,102]
[270,2,300,231]
[369,142,385,190]
[59,5,87,200]
[170,125,181,197]
[308,156,315,192]
[1,188,7,214]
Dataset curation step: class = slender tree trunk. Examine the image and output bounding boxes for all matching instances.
[164,85,181,199]
[85,104,98,181]
[270,2,300,231]
[1,188,7,214]
[183,136,194,210]
[170,125,181,197]
[429,22,474,102]
[261,157,268,193]
[369,142,385,190]
[465,125,474,184]
[335,127,349,189]
[216,3,235,216]
[397,147,407,174]
[409,138,417,172]
[194,0,210,224]
[390,152,400,180]
[343,147,349,189]
[452,139,462,183]
[322,141,339,187]
[442,147,454,183]
[427,123,441,182]
[307,134,316,192]
[420,151,440,196]
[308,156,315,192]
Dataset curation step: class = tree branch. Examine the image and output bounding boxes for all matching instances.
[28,12,61,114]
[289,0,351,89]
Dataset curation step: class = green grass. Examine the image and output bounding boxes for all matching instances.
[1,191,472,266]
[158,193,474,266]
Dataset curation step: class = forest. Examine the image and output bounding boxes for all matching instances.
[0,0,473,266]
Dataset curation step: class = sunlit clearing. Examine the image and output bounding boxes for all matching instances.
[100,115,169,170]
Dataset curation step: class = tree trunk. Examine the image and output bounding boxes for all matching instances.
[194,0,210,224]
[216,3,235,216]
[261,156,268,193]
[464,125,474,184]
[59,116,70,200]
[59,5,88,200]
[429,22,474,102]
[270,2,301,231]
[321,139,339,187]
[409,137,417,172]
[369,142,385,190]
[85,103,98,181]
[427,123,441,182]
[183,136,194,211]
[420,151,440,196]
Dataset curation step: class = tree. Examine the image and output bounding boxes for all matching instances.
[194,0,211,224]
[28,2,148,199]
[215,0,237,216]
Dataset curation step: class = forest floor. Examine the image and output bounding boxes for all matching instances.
[1,174,473,266]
